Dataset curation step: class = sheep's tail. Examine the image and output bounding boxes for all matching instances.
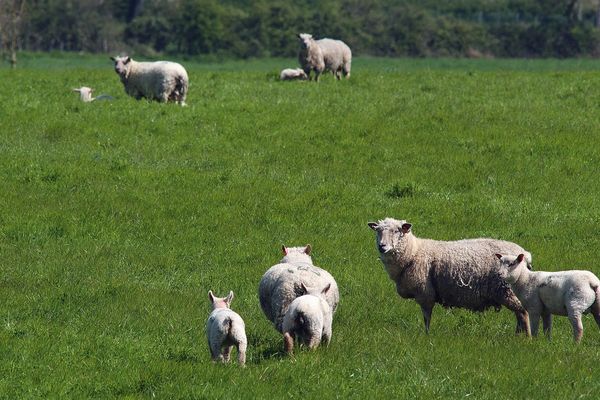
[223,317,233,336]
[591,282,600,329]
[173,75,188,105]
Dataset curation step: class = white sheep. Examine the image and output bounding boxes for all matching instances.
[258,244,339,333]
[297,33,325,81]
[72,86,114,102]
[206,290,247,365]
[368,218,533,334]
[495,253,600,342]
[280,68,308,81]
[282,283,333,354]
[110,56,188,106]
[316,38,352,80]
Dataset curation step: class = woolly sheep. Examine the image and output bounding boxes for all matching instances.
[72,86,114,102]
[316,38,352,80]
[110,56,188,105]
[280,68,308,81]
[206,290,247,365]
[258,244,339,333]
[282,283,333,354]
[496,253,600,342]
[368,217,533,334]
[297,33,325,82]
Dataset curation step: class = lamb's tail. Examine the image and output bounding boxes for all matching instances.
[223,317,233,335]
[590,281,600,329]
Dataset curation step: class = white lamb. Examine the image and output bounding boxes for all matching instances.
[110,56,188,105]
[72,86,114,102]
[258,245,339,333]
[496,253,600,342]
[282,283,333,354]
[280,68,308,81]
[206,290,247,365]
[316,38,352,80]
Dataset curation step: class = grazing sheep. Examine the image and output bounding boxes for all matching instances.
[368,218,533,334]
[206,290,247,365]
[72,86,114,102]
[495,253,600,343]
[282,283,333,354]
[316,38,352,80]
[280,68,308,81]
[110,56,188,105]
[297,33,325,82]
[258,244,339,333]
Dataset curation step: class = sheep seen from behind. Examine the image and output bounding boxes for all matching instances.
[206,290,247,365]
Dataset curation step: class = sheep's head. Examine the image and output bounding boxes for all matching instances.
[110,56,132,77]
[298,33,314,49]
[368,218,412,256]
[298,282,331,297]
[495,253,526,284]
[281,244,313,264]
[208,290,234,310]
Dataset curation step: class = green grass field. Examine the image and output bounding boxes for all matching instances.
[2,54,600,398]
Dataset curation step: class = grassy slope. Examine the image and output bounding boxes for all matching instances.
[1,55,600,398]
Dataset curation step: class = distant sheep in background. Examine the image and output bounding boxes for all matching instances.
[280,68,308,81]
[283,282,333,354]
[258,245,339,333]
[110,56,188,106]
[496,253,600,343]
[206,290,247,365]
[298,33,325,81]
[368,218,533,334]
[316,38,352,79]
[72,86,114,102]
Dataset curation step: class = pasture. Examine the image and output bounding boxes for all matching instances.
[1,54,600,398]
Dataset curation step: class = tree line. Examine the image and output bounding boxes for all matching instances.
[3,0,600,64]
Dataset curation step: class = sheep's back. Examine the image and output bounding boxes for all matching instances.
[316,39,351,68]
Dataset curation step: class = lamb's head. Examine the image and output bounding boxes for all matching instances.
[495,253,527,284]
[110,56,132,77]
[208,290,234,310]
[281,244,313,264]
[368,218,412,256]
[298,33,314,49]
[73,86,94,102]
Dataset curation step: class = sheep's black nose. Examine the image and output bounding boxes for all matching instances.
[378,244,386,253]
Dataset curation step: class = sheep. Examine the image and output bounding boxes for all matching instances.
[258,244,339,333]
[280,68,308,81]
[316,38,352,80]
[282,283,333,354]
[206,290,247,365]
[110,56,188,106]
[297,33,325,82]
[368,217,533,334]
[72,86,114,102]
[495,253,600,343]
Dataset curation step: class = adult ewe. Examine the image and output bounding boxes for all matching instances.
[258,245,339,333]
[110,56,188,105]
[368,218,532,334]
[316,37,352,80]
[496,253,600,343]
[297,33,325,81]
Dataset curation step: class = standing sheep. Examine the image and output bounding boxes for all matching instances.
[280,68,308,81]
[110,56,188,105]
[495,253,600,343]
[297,33,325,82]
[368,218,533,334]
[258,244,339,333]
[282,283,333,354]
[206,290,247,365]
[316,38,352,80]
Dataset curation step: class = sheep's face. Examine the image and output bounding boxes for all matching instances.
[110,56,131,76]
[368,218,412,256]
[281,244,313,265]
[495,253,526,283]
[208,290,234,310]
[298,33,313,49]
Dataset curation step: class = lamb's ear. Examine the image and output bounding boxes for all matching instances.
[304,244,312,255]
[401,223,412,234]
[368,222,379,230]
[495,253,503,260]
[124,56,131,64]
[321,283,331,295]
[109,56,116,62]
[208,290,215,303]
[517,254,525,263]
[282,245,288,255]
[226,291,234,305]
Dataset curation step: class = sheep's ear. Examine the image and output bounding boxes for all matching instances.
[109,56,116,61]
[226,291,234,305]
[304,244,312,255]
[517,254,525,263]
[368,222,378,230]
[282,245,288,255]
[321,283,331,295]
[300,282,308,295]
[73,88,80,92]
[495,253,503,260]
[208,290,215,303]
[124,56,131,64]
[401,223,412,233]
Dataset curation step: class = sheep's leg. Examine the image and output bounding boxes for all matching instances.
[591,289,600,330]
[568,312,584,343]
[210,342,224,362]
[419,303,434,334]
[222,345,232,363]
[237,341,247,366]
[529,312,541,337]
[502,293,530,336]
[283,332,295,354]
[541,311,553,340]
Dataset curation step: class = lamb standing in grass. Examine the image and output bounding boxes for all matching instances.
[206,290,247,365]
[280,68,308,81]
[297,33,325,81]
[258,245,339,333]
[110,56,188,105]
[282,283,333,354]
[316,37,352,80]
[368,218,533,334]
[495,253,600,343]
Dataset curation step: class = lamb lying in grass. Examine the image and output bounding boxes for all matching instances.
[496,253,600,342]
[280,68,308,81]
[72,87,114,102]
[206,290,247,365]
[282,283,333,354]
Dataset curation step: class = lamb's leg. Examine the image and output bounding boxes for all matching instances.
[210,341,223,362]
[237,341,247,366]
[591,289,600,330]
[222,346,232,363]
[542,311,553,340]
[568,312,584,343]
[529,312,541,337]
[283,332,295,354]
